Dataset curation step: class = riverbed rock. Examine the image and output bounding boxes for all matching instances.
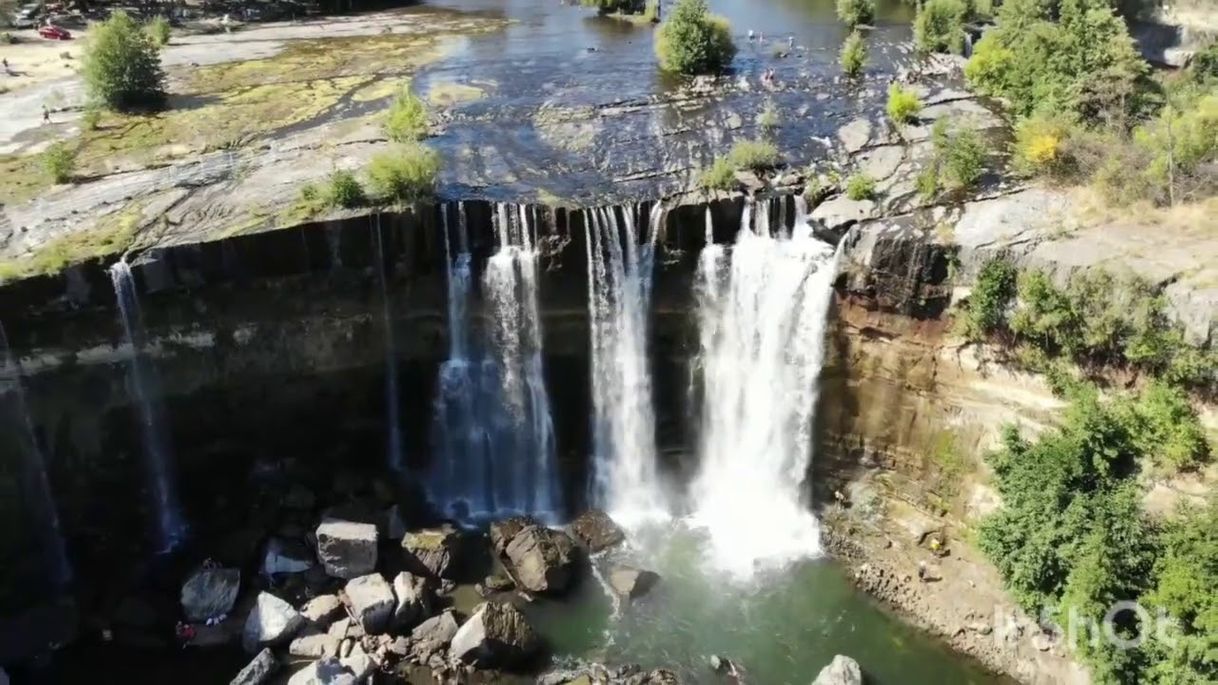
[301,595,345,629]
[286,656,356,685]
[490,515,540,555]
[449,601,540,668]
[230,647,278,685]
[392,571,435,629]
[316,520,378,580]
[811,655,863,685]
[343,574,395,634]
[400,525,468,579]
[263,537,315,576]
[290,631,342,658]
[838,117,873,153]
[504,525,578,594]
[411,609,460,653]
[243,592,306,653]
[181,566,240,622]
[811,196,875,234]
[608,566,660,601]
[569,510,626,553]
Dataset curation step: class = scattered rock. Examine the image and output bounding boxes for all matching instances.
[916,561,943,583]
[449,601,541,669]
[838,118,873,154]
[242,592,305,654]
[392,572,435,629]
[181,566,241,622]
[810,196,875,233]
[608,566,660,601]
[301,595,345,629]
[262,537,315,576]
[400,525,468,579]
[966,621,993,636]
[344,574,395,634]
[315,520,378,580]
[410,610,460,653]
[286,656,356,685]
[230,647,278,685]
[290,631,341,658]
[479,573,515,596]
[734,170,765,193]
[812,655,863,685]
[504,525,578,594]
[340,643,376,681]
[489,515,540,555]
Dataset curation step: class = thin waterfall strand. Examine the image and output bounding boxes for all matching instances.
[585,204,667,525]
[374,216,405,474]
[690,198,838,578]
[109,260,187,553]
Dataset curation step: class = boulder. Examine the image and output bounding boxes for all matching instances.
[301,595,345,629]
[242,592,305,654]
[608,566,659,601]
[181,567,240,622]
[263,537,315,576]
[568,510,626,553]
[286,657,356,685]
[392,572,435,629]
[230,647,278,685]
[289,631,341,658]
[812,655,863,685]
[504,525,578,594]
[327,617,364,641]
[315,520,378,580]
[340,643,376,681]
[400,525,468,579]
[343,574,395,634]
[449,601,540,669]
[490,515,540,555]
[410,610,459,653]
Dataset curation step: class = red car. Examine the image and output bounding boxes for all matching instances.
[38,25,72,40]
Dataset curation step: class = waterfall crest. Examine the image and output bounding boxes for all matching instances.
[690,197,838,578]
[585,204,667,525]
[109,260,187,553]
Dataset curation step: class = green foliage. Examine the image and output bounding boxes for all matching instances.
[1116,382,1211,471]
[1192,42,1218,84]
[42,142,75,184]
[958,257,1017,340]
[845,172,876,200]
[921,119,987,194]
[82,10,166,112]
[840,30,867,78]
[836,0,875,27]
[698,157,736,190]
[384,86,428,143]
[758,100,779,131]
[964,0,1149,122]
[1012,112,1078,177]
[365,143,440,204]
[915,0,969,55]
[146,15,171,46]
[581,0,646,14]
[80,107,102,131]
[655,0,736,75]
[886,83,922,124]
[324,170,365,209]
[726,138,780,171]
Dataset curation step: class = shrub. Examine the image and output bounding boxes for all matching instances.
[845,172,875,200]
[655,0,736,75]
[958,257,1016,340]
[1117,382,1210,471]
[325,170,365,208]
[81,107,102,131]
[886,83,921,124]
[384,87,428,143]
[82,10,165,111]
[1192,41,1218,83]
[840,30,866,78]
[758,100,779,131]
[698,157,736,190]
[1143,503,1218,685]
[43,142,75,183]
[836,0,874,27]
[146,15,171,46]
[914,0,968,54]
[581,0,645,14]
[933,120,986,190]
[1011,113,1077,178]
[365,143,440,204]
[726,138,780,170]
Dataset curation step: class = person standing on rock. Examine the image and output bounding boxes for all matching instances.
[42,105,51,124]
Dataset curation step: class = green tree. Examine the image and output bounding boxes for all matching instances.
[42,142,76,183]
[840,30,867,78]
[837,0,875,27]
[886,83,922,124]
[366,143,440,203]
[655,0,736,75]
[146,15,171,46]
[915,0,969,54]
[82,10,165,111]
[384,86,428,143]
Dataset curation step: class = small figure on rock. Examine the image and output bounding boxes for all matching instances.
[747,29,754,41]
[42,105,50,124]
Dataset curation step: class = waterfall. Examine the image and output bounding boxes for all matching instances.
[689,197,838,578]
[1,322,71,587]
[109,260,187,553]
[585,203,667,525]
[432,203,561,521]
[373,215,405,474]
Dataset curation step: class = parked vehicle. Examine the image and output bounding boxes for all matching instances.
[38,24,71,40]
[11,8,39,28]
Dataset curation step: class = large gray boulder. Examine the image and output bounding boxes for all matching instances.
[608,566,660,601]
[286,657,356,685]
[449,601,540,669]
[812,655,863,685]
[410,609,459,654]
[181,566,240,622]
[489,515,540,555]
[300,595,344,629]
[343,574,395,634]
[242,592,305,654]
[400,525,468,579]
[392,571,435,629]
[289,631,341,658]
[504,525,578,594]
[569,510,625,553]
[262,537,315,576]
[230,648,278,685]
[315,520,378,580]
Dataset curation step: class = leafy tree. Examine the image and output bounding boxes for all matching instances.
[365,143,440,203]
[655,0,736,75]
[384,87,428,143]
[581,0,646,14]
[146,15,171,46]
[886,83,922,124]
[82,10,166,111]
[840,30,867,78]
[325,170,365,208]
[837,0,875,27]
[958,257,1016,339]
[915,0,969,54]
[42,142,75,183]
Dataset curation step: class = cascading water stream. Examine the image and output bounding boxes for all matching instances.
[373,215,405,475]
[584,204,667,525]
[1,322,71,587]
[109,260,187,553]
[689,196,839,578]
